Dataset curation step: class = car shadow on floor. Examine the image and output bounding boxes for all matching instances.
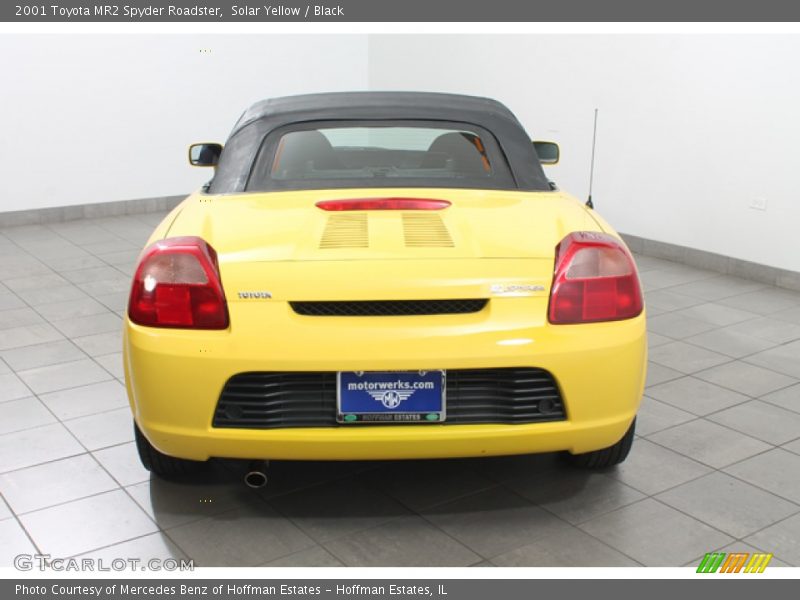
[143,453,604,526]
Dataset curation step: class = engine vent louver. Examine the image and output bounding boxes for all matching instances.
[319,213,369,249]
[318,212,454,249]
[402,213,454,248]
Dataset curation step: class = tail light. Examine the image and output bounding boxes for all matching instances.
[128,237,229,329]
[549,232,643,324]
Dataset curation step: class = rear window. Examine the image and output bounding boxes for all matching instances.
[245,121,515,191]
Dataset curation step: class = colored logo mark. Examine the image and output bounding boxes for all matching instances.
[367,389,416,409]
[696,552,773,573]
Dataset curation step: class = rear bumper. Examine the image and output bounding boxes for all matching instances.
[135,416,637,461]
[124,299,647,461]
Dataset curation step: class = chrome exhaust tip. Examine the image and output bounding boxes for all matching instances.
[244,470,267,489]
[243,460,269,488]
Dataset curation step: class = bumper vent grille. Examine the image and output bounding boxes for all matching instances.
[290,299,488,316]
[213,368,565,429]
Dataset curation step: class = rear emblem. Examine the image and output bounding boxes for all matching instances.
[237,291,272,299]
[490,284,545,296]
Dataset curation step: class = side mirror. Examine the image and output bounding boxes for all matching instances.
[188,143,222,167]
[533,141,560,165]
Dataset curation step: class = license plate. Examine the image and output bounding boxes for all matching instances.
[337,370,446,424]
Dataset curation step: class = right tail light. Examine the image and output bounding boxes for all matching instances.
[548,232,643,324]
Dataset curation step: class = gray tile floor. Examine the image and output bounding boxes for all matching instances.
[1,212,800,567]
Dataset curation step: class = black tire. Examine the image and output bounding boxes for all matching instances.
[134,422,207,479]
[567,418,636,469]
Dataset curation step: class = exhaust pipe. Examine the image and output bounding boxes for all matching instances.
[244,460,269,489]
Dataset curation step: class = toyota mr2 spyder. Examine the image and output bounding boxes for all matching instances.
[124,92,647,478]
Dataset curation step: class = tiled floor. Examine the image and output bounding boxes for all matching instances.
[1,212,800,567]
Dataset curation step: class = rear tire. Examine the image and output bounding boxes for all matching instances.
[134,422,207,479]
[567,418,636,469]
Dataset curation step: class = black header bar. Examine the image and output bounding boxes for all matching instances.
[4,0,800,23]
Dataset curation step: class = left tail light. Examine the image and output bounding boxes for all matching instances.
[128,236,229,329]
[549,231,643,324]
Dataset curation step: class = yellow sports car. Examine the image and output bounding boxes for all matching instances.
[124,92,646,481]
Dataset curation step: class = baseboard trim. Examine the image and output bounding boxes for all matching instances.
[0,195,187,228]
[621,233,800,292]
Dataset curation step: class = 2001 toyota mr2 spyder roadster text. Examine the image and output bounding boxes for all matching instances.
[124,92,646,480]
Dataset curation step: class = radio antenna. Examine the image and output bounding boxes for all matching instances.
[586,108,598,209]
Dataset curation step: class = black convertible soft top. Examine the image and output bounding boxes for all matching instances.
[208,92,552,193]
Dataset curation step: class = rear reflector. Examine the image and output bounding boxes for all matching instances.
[316,198,451,211]
[549,232,643,324]
[128,236,229,329]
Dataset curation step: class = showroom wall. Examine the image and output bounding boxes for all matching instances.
[368,34,800,272]
[2,34,798,273]
[0,34,368,211]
